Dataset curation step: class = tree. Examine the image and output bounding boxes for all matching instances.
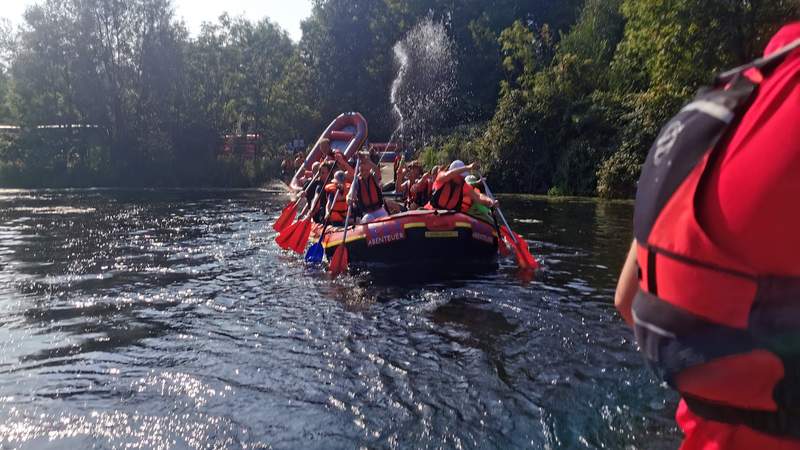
[597,0,799,197]
[0,19,13,123]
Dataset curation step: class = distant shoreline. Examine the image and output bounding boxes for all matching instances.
[0,181,635,203]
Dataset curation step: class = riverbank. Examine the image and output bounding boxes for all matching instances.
[503,193,635,205]
[0,178,637,206]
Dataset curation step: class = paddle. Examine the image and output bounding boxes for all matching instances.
[305,190,340,264]
[329,158,361,277]
[497,229,512,257]
[272,168,322,232]
[478,174,538,269]
[474,175,512,257]
[276,168,335,254]
[276,195,317,254]
[273,200,299,233]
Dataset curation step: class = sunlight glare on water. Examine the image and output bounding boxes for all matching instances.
[0,189,679,449]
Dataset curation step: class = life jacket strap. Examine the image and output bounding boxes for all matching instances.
[716,38,800,85]
[684,396,800,439]
[633,289,759,381]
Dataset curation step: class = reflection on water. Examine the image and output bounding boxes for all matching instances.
[0,189,679,449]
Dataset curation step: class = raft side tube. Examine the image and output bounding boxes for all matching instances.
[319,210,498,265]
[290,112,368,192]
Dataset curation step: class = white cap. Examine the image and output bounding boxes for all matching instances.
[449,160,468,178]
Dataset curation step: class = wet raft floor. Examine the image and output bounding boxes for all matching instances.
[0,189,680,448]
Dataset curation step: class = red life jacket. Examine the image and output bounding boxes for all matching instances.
[356,174,383,212]
[430,176,472,212]
[325,182,349,224]
[632,38,800,439]
[411,179,430,207]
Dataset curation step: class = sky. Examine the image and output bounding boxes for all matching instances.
[1,0,314,41]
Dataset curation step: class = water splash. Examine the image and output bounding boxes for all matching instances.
[389,18,457,149]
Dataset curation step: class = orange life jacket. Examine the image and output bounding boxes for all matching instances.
[324,182,349,224]
[356,174,383,212]
[632,40,800,439]
[430,176,472,212]
[410,179,430,207]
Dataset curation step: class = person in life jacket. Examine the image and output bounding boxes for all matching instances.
[349,153,389,223]
[320,138,356,180]
[615,23,800,450]
[428,160,497,213]
[398,161,426,209]
[427,165,439,199]
[408,169,431,210]
[464,175,494,222]
[304,161,333,223]
[324,170,350,226]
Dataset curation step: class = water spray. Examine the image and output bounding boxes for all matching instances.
[389,17,457,153]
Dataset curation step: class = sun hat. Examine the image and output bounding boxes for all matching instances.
[449,160,468,178]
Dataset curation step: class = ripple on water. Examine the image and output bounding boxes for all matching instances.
[0,189,679,449]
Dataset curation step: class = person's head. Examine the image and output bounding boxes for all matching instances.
[405,162,421,179]
[333,170,346,184]
[449,160,468,178]
[320,162,333,179]
[319,138,332,155]
[465,175,482,192]
[311,161,321,173]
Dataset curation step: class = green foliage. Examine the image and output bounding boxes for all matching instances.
[417,124,484,169]
[596,149,641,199]
[474,0,625,196]
[591,0,798,197]
[474,0,797,198]
[0,0,797,193]
[2,0,301,187]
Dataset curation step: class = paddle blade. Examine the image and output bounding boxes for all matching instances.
[291,220,312,254]
[498,234,511,256]
[273,201,298,233]
[501,226,538,269]
[275,220,300,249]
[305,241,324,263]
[329,245,349,277]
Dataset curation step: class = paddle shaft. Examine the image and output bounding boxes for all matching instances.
[478,174,519,245]
[287,166,324,219]
[318,190,340,239]
[300,161,338,221]
[338,158,362,251]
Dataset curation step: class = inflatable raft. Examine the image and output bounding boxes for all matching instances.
[282,111,502,269]
[318,209,499,267]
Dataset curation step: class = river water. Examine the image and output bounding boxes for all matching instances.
[0,189,680,449]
